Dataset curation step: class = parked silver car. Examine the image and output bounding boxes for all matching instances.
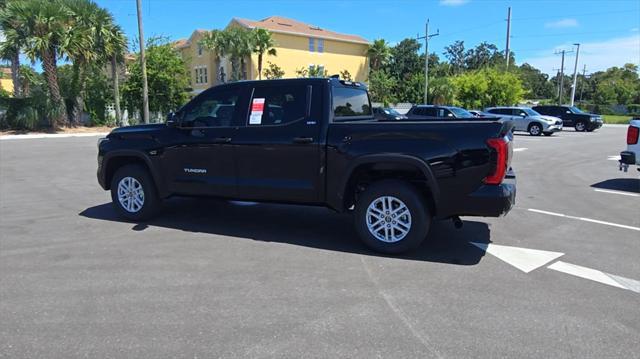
[484,107,563,136]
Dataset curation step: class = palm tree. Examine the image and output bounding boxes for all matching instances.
[367,39,391,71]
[105,26,127,126]
[18,64,39,96]
[3,0,70,127]
[0,1,23,97]
[202,27,253,82]
[251,28,276,80]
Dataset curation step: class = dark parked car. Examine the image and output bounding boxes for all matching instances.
[373,107,408,121]
[97,78,516,254]
[532,105,603,132]
[406,105,476,120]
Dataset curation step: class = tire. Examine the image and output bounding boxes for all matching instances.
[110,164,161,221]
[528,123,543,136]
[543,132,553,136]
[586,128,595,132]
[575,121,587,132]
[354,180,431,254]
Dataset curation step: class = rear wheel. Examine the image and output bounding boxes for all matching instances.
[354,180,431,254]
[528,123,543,136]
[575,121,586,132]
[110,164,161,221]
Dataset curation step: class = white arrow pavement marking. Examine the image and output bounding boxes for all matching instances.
[548,261,640,293]
[470,242,564,273]
[513,148,528,152]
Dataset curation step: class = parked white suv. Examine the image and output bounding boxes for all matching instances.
[484,107,563,136]
[619,118,640,172]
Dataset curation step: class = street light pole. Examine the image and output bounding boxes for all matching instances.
[569,43,580,106]
[417,19,439,104]
[136,0,150,123]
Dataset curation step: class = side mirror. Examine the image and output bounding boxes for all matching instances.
[166,112,177,127]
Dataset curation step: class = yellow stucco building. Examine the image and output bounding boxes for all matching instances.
[175,16,370,95]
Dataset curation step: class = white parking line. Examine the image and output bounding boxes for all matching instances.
[593,189,640,197]
[548,261,640,293]
[0,132,109,140]
[527,208,640,232]
[513,148,528,152]
[607,155,621,161]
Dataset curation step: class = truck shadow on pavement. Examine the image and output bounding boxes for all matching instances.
[591,178,640,193]
[80,198,490,265]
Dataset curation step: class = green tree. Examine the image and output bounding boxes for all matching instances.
[295,65,327,78]
[201,27,253,82]
[0,0,22,97]
[18,64,40,96]
[428,77,456,105]
[483,68,524,106]
[389,38,421,80]
[368,69,397,105]
[367,38,391,71]
[517,63,554,99]
[122,37,189,121]
[251,28,277,80]
[464,42,503,70]
[263,61,285,79]
[340,69,352,81]
[1,0,70,126]
[451,71,488,109]
[443,40,465,74]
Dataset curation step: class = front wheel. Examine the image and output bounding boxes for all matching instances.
[575,121,586,132]
[354,180,431,254]
[110,164,161,221]
[528,123,543,136]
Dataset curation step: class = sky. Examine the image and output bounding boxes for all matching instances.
[9,0,640,76]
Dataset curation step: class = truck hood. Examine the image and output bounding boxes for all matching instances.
[108,123,167,139]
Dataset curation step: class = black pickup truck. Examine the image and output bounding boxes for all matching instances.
[97,78,516,253]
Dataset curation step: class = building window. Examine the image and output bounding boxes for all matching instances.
[317,39,324,53]
[195,67,208,84]
[308,38,315,52]
[197,43,204,57]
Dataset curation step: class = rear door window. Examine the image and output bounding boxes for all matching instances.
[333,87,372,119]
[248,85,308,126]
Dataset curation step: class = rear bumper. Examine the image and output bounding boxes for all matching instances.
[445,169,516,218]
[620,151,636,165]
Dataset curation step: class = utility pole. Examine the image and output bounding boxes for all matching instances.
[569,43,580,106]
[136,0,150,123]
[579,64,587,103]
[555,49,573,105]
[417,19,439,104]
[505,7,512,69]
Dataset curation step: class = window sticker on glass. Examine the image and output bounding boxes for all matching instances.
[250,98,265,125]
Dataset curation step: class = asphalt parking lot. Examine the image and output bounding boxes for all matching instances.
[1,125,639,358]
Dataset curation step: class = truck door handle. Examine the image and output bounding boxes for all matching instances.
[213,137,232,143]
[293,137,313,144]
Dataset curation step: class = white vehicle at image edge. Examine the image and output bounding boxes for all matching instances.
[619,118,640,172]
[484,107,563,136]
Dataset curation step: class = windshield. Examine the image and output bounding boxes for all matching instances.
[523,108,541,116]
[449,107,474,118]
[383,108,401,115]
[568,106,584,114]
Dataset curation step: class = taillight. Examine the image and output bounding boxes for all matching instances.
[627,126,639,145]
[484,137,510,185]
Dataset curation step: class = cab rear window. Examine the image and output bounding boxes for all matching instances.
[332,87,372,119]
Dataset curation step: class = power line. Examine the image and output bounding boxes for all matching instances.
[511,9,638,21]
[437,21,503,39]
[512,29,632,38]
